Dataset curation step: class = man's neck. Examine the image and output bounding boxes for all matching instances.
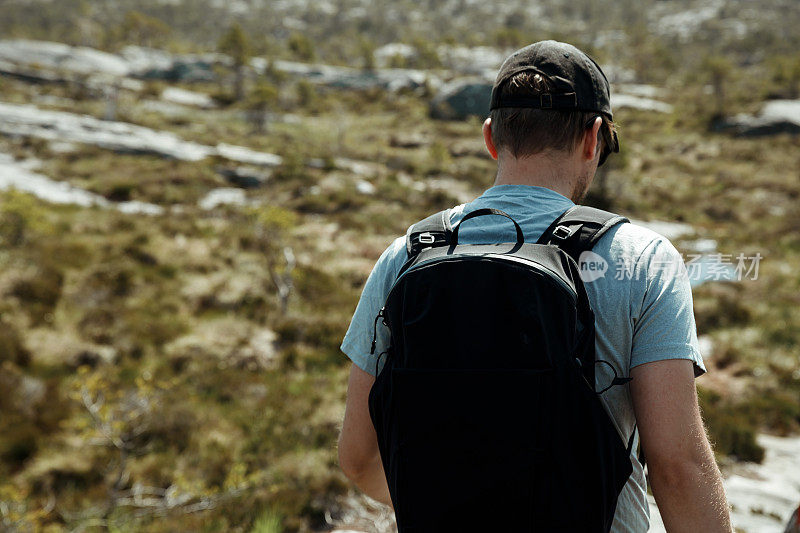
[492,151,580,201]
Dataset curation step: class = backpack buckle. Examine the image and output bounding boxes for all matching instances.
[552,225,574,240]
[418,232,436,244]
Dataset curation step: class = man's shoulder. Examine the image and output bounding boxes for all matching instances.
[591,220,688,291]
[596,220,682,263]
[372,235,408,281]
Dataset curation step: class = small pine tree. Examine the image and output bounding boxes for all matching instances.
[771,55,800,99]
[295,79,317,110]
[287,32,315,62]
[247,81,279,133]
[218,23,252,102]
[702,55,733,121]
[118,10,171,48]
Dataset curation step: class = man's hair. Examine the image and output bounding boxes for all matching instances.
[489,71,616,158]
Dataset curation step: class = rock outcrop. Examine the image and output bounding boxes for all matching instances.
[429,79,492,120]
[715,100,800,137]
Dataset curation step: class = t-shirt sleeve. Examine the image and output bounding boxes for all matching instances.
[340,237,406,376]
[630,237,706,376]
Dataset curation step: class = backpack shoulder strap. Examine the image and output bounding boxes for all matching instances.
[536,205,629,262]
[405,208,453,258]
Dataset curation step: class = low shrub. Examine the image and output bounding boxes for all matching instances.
[9,265,63,325]
[0,321,31,367]
[699,388,765,463]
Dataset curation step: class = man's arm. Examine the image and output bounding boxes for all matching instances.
[631,359,731,532]
[338,363,392,507]
[338,237,406,506]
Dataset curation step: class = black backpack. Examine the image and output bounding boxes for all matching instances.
[368,205,636,532]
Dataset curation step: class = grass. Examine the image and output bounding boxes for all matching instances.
[250,509,284,533]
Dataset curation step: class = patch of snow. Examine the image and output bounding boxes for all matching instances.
[161,87,215,108]
[612,94,673,114]
[0,101,213,161]
[32,94,76,107]
[0,153,163,215]
[761,100,800,126]
[48,141,78,154]
[593,30,627,50]
[438,45,505,76]
[614,84,666,100]
[198,188,248,210]
[602,65,638,85]
[0,39,129,76]
[629,218,695,240]
[698,335,715,358]
[355,180,376,195]
[120,45,174,74]
[335,158,380,177]
[685,238,719,254]
[118,78,145,92]
[216,143,282,167]
[161,88,213,108]
[115,200,165,216]
[652,0,724,42]
[629,219,739,286]
[0,102,284,166]
[725,435,800,533]
[209,0,249,15]
[374,43,416,68]
[139,99,193,117]
[0,153,102,206]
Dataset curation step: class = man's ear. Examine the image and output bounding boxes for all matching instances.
[482,117,498,160]
[582,116,602,162]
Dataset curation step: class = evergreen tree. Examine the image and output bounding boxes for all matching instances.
[218,23,252,102]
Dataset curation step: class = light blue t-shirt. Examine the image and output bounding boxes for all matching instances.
[341,184,705,532]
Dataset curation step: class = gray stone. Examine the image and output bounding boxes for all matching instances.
[122,45,219,82]
[0,39,129,77]
[430,79,492,120]
[715,100,800,137]
[0,101,213,161]
[255,58,436,93]
[217,166,271,188]
[0,102,284,167]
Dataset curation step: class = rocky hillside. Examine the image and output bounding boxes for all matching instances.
[0,1,799,531]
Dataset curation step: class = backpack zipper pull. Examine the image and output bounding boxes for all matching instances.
[370,307,385,355]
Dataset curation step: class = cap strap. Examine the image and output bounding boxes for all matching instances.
[491,92,578,110]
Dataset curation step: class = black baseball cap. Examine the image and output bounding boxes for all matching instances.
[490,40,619,162]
